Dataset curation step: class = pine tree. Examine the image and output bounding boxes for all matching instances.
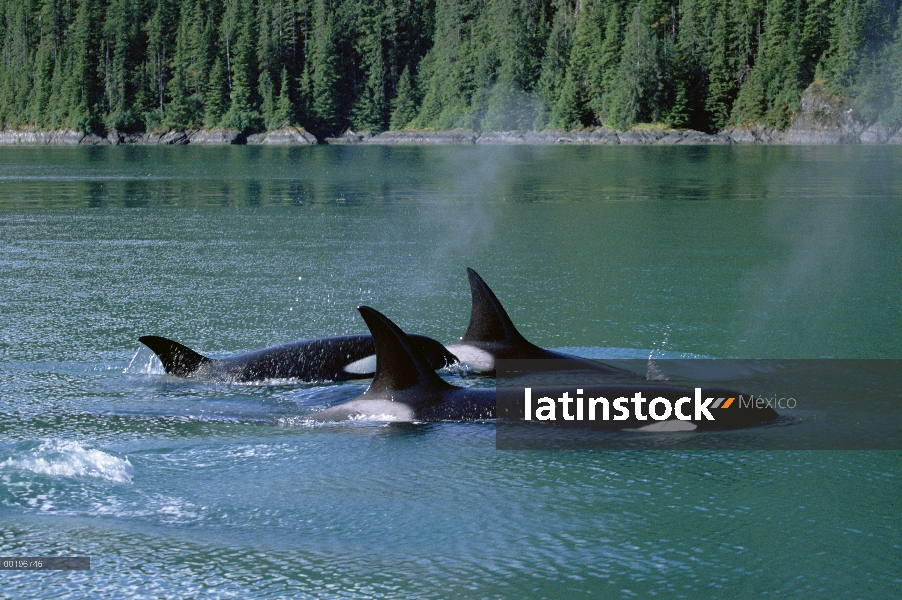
[0,0,37,128]
[536,0,576,129]
[389,65,417,129]
[351,0,388,132]
[165,13,202,129]
[307,0,339,134]
[259,69,276,127]
[591,2,623,125]
[102,0,146,131]
[607,0,662,129]
[204,55,229,126]
[879,13,902,126]
[64,0,104,131]
[221,0,260,130]
[274,66,294,126]
[706,6,733,131]
[549,0,603,129]
[799,0,832,82]
[733,0,804,128]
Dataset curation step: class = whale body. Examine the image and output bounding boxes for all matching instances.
[312,307,779,431]
[139,333,457,383]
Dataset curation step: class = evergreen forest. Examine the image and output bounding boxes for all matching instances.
[1,0,901,138]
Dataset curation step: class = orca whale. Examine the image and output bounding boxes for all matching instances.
[445,268,642,379]
[138,332,457,383]
[312,307,779,430]
[312,307,495,421]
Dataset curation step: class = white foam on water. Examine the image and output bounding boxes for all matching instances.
[1,439,134,483]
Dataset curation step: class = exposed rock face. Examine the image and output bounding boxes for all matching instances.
[188,129,243,144]
[246,126,317,145]
[362,129,479,144]
[324,129,374,144]
[860,124,898,144]
[80,132,111,145]
[351,127,731,145]
[0,129,84,144]
[783,82,865,144]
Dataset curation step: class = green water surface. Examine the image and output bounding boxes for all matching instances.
[0,145,899,598]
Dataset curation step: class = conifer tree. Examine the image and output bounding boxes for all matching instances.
[592,2,623,125]
[351,0,388,132]
[274,66,294,126]
[607,0,662,129]
[204,55,229,126]
[307,0,339,134]
[389,65,417,129]
[221,0,260,130]
[733,0,804,127]
[65,0,104,131]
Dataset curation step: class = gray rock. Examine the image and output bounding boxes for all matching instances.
[188,129,242,144]
[475,131,529,144]
[245,126,318,145]
[783,82,864,144]
[0,129,85,145]
[132,131,190,145]
[364,129,478,145]
[860,124,897,144]
[324,130,374,144]
[80,133,112,145]
[618,129,668,144]
[723,128,756,144]
[159,131,190,145]
[553,128,621,144]
[724,126,785,144]
[109,130,148,145]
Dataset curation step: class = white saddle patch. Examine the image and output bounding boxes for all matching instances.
[444,344,495,372]
[636,420,698,432]
[318,399,416,422]
[343,354,377,375]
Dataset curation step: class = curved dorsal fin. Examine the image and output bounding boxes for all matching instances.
[460,268,528,344]
[357,306,452,395]
[139,335,211,376]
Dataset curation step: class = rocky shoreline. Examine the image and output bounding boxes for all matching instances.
[2,86,900,146]
[0,125,319,146]
[3,122,900,147]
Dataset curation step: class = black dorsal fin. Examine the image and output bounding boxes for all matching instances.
[460,268,528,344]
[357,306,452,396]
[139,335,211,376]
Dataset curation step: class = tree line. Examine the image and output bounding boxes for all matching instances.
[1,0,900,138]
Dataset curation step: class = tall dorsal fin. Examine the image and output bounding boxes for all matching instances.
[460,268,528,344]
[139,335,211,376]
[357,306,452,396]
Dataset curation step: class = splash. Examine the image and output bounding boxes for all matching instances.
[124,347,165,375]
[1,439,134,483]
